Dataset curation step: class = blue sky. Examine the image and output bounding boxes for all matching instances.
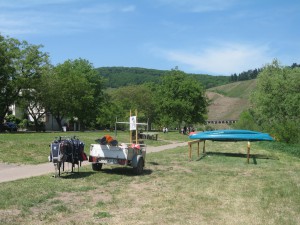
[1,0,299,75]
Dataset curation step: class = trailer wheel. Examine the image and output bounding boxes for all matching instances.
[92,163,102,171]
[133,158,144,175]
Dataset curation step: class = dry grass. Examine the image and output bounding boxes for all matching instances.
[206,92,250,120]
[206,80,257,120]
[0,141,300,225]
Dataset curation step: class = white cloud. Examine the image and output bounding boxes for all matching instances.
[77,3,135,14]
[0,1,136,36]
[155,0,237,12]
[154,43,272,75]
[121,5,136,12]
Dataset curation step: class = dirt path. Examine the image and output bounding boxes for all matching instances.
[0,142,187,183]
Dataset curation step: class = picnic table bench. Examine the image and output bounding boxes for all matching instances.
[139,132,159,140]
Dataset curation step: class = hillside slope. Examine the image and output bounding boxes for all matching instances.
[97,66,230,89]
[206,80,256,120]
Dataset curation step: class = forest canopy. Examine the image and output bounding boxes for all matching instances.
[97,67,230,89]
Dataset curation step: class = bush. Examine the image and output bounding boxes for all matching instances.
[18,119,29,130]
[266,120,300,144]
[233,110,260,131]
[5,114,21,124]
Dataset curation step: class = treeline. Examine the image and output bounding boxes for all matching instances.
[230,62,300,82]
[2,34,299,144]
[1,34,208,132]
[97,67,165,88]
[97,67,230,89]
[230,68,262,82]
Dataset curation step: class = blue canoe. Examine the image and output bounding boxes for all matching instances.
[189,129,274,142]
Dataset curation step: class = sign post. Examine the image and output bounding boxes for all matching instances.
[129,110,138,143]
[116,110,148,143]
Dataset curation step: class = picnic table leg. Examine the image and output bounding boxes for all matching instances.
[203,140,206,154]
[197,141,200,157]
[247,141,250,164]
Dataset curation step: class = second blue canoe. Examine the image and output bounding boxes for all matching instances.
[189,129,274,142]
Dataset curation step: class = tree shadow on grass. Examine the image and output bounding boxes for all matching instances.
[196,151,279,164]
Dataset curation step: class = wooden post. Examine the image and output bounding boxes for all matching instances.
[135,109,138,144]
[247,141,250,164]
[189,143,192,161]
[203,140,206,154]
[197,141,200,157]
[129,110,132,143]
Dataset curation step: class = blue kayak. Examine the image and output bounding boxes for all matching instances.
[189,129,274,142]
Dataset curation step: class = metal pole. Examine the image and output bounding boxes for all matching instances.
[115,117,117,139]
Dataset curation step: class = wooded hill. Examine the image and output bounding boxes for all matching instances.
[206,79,256,120]
[96,66,256,121]
[97,67,230,89]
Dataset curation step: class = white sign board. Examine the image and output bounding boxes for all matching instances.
[130,116,136,130]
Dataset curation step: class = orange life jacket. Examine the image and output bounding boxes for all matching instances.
[104,135,113,144]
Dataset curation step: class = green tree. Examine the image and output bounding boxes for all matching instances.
[155,69,208,128]
[109,84,157,128]
[42,59,105,130]
[0,34,50,131]
[251,60,300,143]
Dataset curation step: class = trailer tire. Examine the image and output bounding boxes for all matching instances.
[92,163,102,171]
[133,158,144,175]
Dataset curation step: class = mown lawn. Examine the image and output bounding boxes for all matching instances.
[0,134,299,225]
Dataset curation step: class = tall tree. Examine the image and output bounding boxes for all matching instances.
[42,59,105,130]
[251,60,300,143]
[0,35,49,131]
[155,69,208,128]
[109,84,157,128]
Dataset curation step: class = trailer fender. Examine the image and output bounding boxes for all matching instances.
[132,155,143,168]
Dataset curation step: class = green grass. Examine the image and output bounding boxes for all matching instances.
[0,131,188,164]
[258,141,300,158]
[0,138,300,224]
[208,80,257,99]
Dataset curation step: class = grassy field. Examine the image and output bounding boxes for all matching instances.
[0,131,186,164]
[0,132,300,224]
[208,80,257,99]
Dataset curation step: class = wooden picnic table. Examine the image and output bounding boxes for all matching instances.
[139,132,159,140]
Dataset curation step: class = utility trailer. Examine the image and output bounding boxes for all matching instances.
[89,143,146,175]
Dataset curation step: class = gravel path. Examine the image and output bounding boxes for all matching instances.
[0,142,187,183]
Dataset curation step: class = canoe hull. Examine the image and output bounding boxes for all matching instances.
[189,130,274,142]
